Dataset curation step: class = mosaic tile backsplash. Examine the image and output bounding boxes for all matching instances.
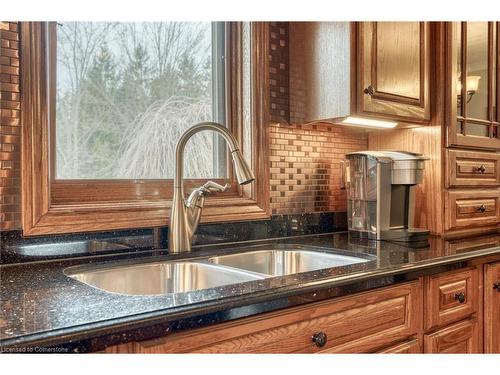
[268,122,367,215]
[0,22,21,231]
[0,21,367,233]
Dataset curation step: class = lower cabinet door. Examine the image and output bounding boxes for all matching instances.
[377,339,422,354]
[424,319,479,353]
[484,262,500,353]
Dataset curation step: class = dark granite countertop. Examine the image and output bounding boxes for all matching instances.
[1,231,500,352]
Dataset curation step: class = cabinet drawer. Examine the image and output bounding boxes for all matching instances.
[445,189,500,230]
[377,338,422,353]
[424,267,479,331]
[111,281,421,354]
[424,319,479,353]
[446,149,500,187]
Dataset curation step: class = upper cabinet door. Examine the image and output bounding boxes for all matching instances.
[447,22,500,150]
[357,22,430,124]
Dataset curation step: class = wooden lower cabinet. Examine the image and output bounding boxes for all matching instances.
[424,267,479,331]
[424,319,479,353]
[107,281,422,354]
[484,262,500,353]
[377,339,422,353]
[106,264,499,354]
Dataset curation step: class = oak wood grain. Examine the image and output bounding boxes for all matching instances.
[288,22,351,123]
[377,338,422,353]
[484,261,500,353]
[424,267,479,331]
[446,149,500,187]
[368,126,443,234]
[445,188,500,230]
[106,281,422,354]
[424,318,480,353]
[357,22,431,123]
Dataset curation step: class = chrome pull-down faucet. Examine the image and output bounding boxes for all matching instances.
[169,122,255,253]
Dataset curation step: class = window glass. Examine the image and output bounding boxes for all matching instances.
[456,22,462,117]
[465,122,490,137]
[55,22,226,179]
[466,22,488,120]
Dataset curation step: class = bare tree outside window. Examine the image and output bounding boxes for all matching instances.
[55,22,223,179]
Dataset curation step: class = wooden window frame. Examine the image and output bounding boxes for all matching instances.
[21,22,270,236]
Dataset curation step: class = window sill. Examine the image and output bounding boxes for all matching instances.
[24,197,269,236]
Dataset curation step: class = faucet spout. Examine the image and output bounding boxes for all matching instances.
[169,122,255,254]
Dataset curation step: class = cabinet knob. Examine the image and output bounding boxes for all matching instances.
[312,331,328,348]
[476,164,486,174]
[477,204,486,213]
[455,291,466,303]
[493,282,500,292]
[364,85,375,96]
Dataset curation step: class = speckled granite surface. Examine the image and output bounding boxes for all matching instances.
[1,231,499,352]
[0,212,345,264]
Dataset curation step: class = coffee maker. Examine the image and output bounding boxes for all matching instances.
[343,151,429,242]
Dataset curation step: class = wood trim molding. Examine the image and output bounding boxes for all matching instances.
[250,22,271,217]
[21,22,51,234]
[20,22,270,236]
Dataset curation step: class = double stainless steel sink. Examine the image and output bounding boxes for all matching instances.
[65,246,373,296]
[208,249,368,276]
[67,262,264,296]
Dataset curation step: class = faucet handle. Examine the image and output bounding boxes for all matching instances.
[200,181,231,195]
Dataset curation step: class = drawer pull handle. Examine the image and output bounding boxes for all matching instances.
[364,85,375,96]
[312,332,328,348]
[494,282,500,292]
[477,205,486,213]
[455,292,466,303]
[476,164,486,173]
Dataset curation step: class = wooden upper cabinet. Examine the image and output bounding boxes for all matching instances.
[356,22,430,124]
[288,22,430,126]
[447,22,500,150]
